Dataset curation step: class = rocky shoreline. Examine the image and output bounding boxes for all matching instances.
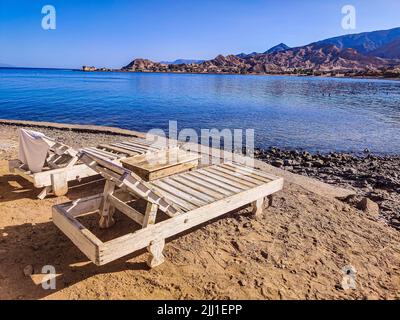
[255,147,400,230]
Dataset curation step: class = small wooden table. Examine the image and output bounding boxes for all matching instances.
[121,148,201,181]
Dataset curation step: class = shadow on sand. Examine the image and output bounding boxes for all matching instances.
[0,217,152,299]
[0,172,244,299]
[0,173,153,299]
[0,174,40,203]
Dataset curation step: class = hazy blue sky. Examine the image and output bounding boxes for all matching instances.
[1,0,399,68]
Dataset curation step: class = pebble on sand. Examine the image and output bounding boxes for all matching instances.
[357,197,380,217]
[23,265,34,277]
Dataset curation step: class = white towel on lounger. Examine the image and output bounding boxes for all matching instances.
[18,129,54,173]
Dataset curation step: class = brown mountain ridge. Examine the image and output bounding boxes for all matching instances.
[87,27,400,77]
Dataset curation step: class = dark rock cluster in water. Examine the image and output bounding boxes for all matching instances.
[255,147,400,230]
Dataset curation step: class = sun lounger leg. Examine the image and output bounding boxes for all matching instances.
[99,180,116,229]
[51,171,68,196]
[142,202,158,228]
[266,195,273,207]
[38,186,52,200]
[252,197,264,218]
[147,239,165,268]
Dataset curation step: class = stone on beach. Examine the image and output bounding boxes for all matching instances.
[23,265,34,276]
[255,146,400,229]
[357,197,380,217]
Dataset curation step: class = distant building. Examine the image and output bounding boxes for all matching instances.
[82,66,97,72]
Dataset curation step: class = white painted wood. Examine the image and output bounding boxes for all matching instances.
[147,239,165,268]
[99,177,283,265]
[220,163,271,183]
[187,171,241,194]
[63,194,102,217]
[84,147,120,160]
[226,162,280,181]
[108,194,144,226]
[52,205,102,264]
[98,144,135,156]
[252,198,264,218]
[52,147,284,267]
[193,170,248,191]
[161,177,216,203]
[213,165,266,185]
[142,202,158,228]
[205,166,258,187]
[37,186,52,200]
[51,171,68,196]
[9,136,180,199]
[32,164,97,188]
[151,186,195,212]
[152,180,207,207]
[169,175,225,200]
[99,180,116,229]
[114,142,150,153]
[80,151,182,217]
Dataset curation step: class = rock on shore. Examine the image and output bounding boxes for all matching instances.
[256,147,400,230]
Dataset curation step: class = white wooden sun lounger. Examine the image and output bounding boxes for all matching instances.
[8,136,170,199]
[52,151,284,268]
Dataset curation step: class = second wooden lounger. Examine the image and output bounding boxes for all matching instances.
[52,151,284,268]
[9,136,167,199]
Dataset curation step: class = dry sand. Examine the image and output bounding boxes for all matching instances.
[0,122,399,300]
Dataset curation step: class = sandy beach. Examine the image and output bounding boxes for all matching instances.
[0,121,399,300]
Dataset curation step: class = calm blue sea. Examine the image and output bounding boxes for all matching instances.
[0,68,399,154]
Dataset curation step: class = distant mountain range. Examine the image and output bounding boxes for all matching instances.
[237,43,291,58]
[159,59,205,65]
[314,27,400,57]
[264,43,291,54]
[94,27,400,77]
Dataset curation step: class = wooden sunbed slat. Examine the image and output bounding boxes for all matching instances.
[119,141,153,151]
[128,137,159,147]
[98,144,137,156]
[82,147,119,160]
[82,149,114,161]
[85,147,121,160]
[210,165,265,185]
[150,186,195,212]
[168,175,225,200]
[96,146,127,157]
[225,162,278,181]
[152,180,207,208]
[220,163,271,183]
[118,142,157,152]
[123,138,161,150]
[187,171,242,194]
[194,169,250,190]
[177,173,233,196]
[159,177,216,204]
[112,142,151,154]
[205,166,259,188]
[108,194,144,226]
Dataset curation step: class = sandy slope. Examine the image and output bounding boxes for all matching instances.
[0,124,399,299]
